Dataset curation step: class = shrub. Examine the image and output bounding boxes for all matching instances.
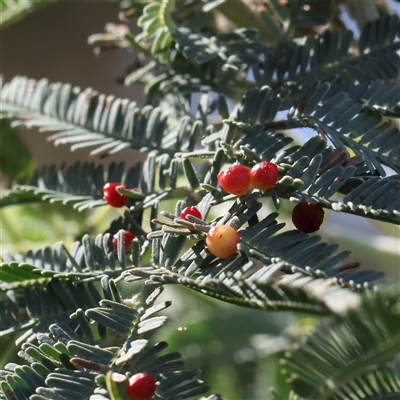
[1,1,399,399]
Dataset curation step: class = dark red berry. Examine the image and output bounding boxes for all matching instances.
[206,225,240,258]
[103,182,129,208]
[112,231,135,252]
[250,161,279,191]
[179,206,202,221]
[292,201,325,233]
[217,165,252,196]
[126,373,156,400]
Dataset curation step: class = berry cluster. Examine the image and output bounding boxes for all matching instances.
[217,161,279,196]
[126,373,156,400]
[292,201,325,233]
[103,182,129,207]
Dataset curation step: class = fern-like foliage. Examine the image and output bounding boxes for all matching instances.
[122,13,399,100]
[2,3,400,400]
[288,82,400,174]
[230,76,400,175]
[248,136,400,223]
[281,286,400,399]
[4,49,398,222]
[132,194,383,306]
[0,154,197,217]
[128,267,362,316]
[88,3,400,100]
[0,236,128,336]
[0,285,211,400]
[1,233,137,284]
[201,125,399,225]
[0,162,142,210]
[0,76,203,157]
[264,14,400,87]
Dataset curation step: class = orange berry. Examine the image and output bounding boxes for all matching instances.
[206,225,240,258]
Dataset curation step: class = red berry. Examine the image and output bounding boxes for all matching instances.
[217,165,252,196]
[112,231,135,252]
[206,225,240,258]
[292,201,325,233]
[126,373,156,400]
[103,182,129,208]
[179,206,202,221]
[250,161,279,191]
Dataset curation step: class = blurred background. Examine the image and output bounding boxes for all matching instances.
[1,2,399,399]
[1,0,145,167]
